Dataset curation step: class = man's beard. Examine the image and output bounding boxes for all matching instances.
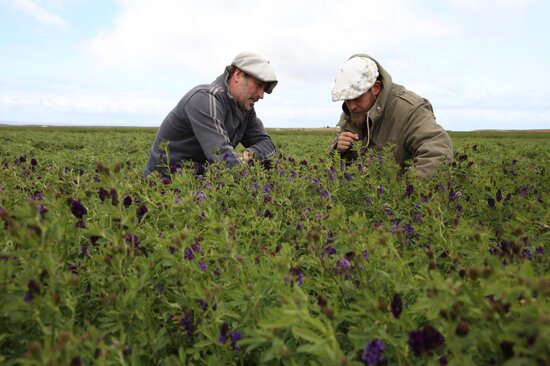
[351,111,368,127]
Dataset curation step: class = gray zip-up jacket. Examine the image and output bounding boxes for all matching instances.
[144,69,276,176]
[329,54,453,178]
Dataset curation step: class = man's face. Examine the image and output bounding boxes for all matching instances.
[232,70,266,110]
[345,88,377,126]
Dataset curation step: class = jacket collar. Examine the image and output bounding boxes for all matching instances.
[212,69,249,116]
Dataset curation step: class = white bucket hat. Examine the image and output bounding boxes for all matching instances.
[231,52,278,94]
[331,56,379,101]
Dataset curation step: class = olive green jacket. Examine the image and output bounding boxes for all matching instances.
[329,54,454,177]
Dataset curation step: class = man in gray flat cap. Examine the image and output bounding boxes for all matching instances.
[329,54,453,178]
[144,52,278,177]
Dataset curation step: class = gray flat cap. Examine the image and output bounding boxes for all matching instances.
[231,52,278,94]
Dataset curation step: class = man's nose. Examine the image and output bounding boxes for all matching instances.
[257,87,265,100]
[345,100,356,110]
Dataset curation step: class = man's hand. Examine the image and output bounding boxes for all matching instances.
[336,132,360,153]
[240,150,254,162]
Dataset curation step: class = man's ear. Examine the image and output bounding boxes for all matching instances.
[234,68,245,80]
[372,80,382,97]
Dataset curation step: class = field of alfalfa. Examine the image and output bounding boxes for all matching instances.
[0,126,549,365]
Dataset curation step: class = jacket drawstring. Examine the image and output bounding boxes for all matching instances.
[363,112,371,151]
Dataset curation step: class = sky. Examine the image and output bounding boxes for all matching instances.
[1,0,549,131]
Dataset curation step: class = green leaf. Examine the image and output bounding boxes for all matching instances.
[292,327,324,343]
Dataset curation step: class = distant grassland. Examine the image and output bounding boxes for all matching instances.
[0,125,549,167]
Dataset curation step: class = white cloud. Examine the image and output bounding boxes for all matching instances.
[83,0,458,79]
[10,0,68,27]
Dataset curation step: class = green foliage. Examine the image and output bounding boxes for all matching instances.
[0,126,549,365]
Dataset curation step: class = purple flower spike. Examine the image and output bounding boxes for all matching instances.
[408,325,445,356]
[229,331,243,351]
[335,258,351,273]
[361,338,385,365]
[24,279,41,302]
[71,200,87,219]
[218,323,229,344]
[136,205,148,222]
[199,261,208,272]
[180,310,195,338]
[405,184,414,197]
[184,248,195,260]
[98,187,109,202]
[123,195,132,208]
[391,293,403,319]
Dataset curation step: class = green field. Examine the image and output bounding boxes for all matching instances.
[0,126,549,365]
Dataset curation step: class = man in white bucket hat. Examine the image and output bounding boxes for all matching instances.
[329,54,453,177]
[144,52,278,177]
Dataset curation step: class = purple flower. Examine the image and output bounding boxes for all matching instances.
[218,323,229,344]
[180,310,195,337]
[487,197,496,209]
[361,339,385,365]
[191,242,202,253]
[71,200,87,219]
[522,248,532,260]
[403,223,414,238]
[184,248,195,260]
[450,191,462,201]
[123,195,132,208]
[194,191,206,203]
[125,234,139,245]
[24,279,41,302]
[169,160,178,174]
[287,267,303,286]
[229,331,243,351]
[362,250,369,261]
[80,245,90,256]
[391,293,403,319]
[197,300,208,312]
[408,325,445,356]
[335,258,351,272]
[405,184,414,197]
[199,261,208,272]
[136,205,148,222]
[98,187,109,202]
[325,246,337,256]
[536,246,545,254]
[518,185,529,197]
[377,186,384,197]
[38,204,47,217]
